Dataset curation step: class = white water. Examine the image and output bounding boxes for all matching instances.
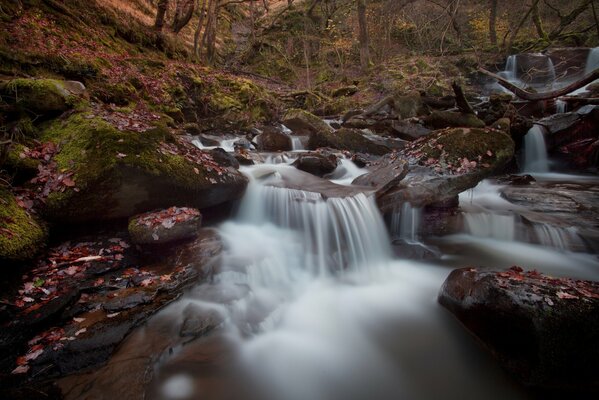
[191,138,237,152]
[523,125,550,173]
[328,158,368,185]
[390,203,422,242]
[555,99,567,113]
[585,47,599,75]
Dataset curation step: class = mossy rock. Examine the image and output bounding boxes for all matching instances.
[282,108,333,136]
[424,111,485,129]
[39,113,248,223]
[128,207,202,245]
[309,128,391,156]
[0,78,86,113]
[3,143,41,180]
[331,85,358,98]
[0,187,47,262]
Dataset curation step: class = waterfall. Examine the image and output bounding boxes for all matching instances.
[464,213,516,242]
[533,225,581,251]
[504,55,517,81]
[390,203,422,242]
[237,168,391,275]
[523,125,549,173]
[585,47,599,75]
[291,137,304,151]
[556,99,567,113]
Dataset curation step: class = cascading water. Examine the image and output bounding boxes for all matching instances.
[585,47,599,75]
[390,203,422,242]
[523,125,550,173]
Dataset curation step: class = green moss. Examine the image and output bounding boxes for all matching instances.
[4,143,41,173]
[1,78,79,113]
[0,187,47,262]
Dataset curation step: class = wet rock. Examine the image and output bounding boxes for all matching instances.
[209,148,240,169]
[103,290,154,312]
[282,108,333,136]
[500,174,536,186]
[391,240,440,260]
[391,120,432,141]
[128,207,202,245]
[331,85,358,98]
[352,153,409,194]
[0,188,47,263]
[439,267,599,392]
[255,127,292,151]
[538,107,599,152]
[291,152,339,177]
[351,153,370,168]
[378,127,515,210]
[546,47,590,80]
[234,152,255,165]
[0,78,86,114]
[424,111,485,129]
[490,117,510,133]
[309,127,391,155]
[39,113,248,223]
[179,304,223,338]
[198,134,222,146]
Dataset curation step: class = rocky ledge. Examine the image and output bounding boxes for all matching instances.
[439,267,599,394]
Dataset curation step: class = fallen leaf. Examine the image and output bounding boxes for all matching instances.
[107,312,120,318]
[75,328,87,336]
[556,291,578,300]
[73,317,86,323]
[11,365,29,374]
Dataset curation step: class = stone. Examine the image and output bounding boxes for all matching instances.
[424,111,485,129]
[128,207,202,245]
[291,152,339,177]
[352,153,409,194]
[439,267,599,392]
[39,113,247,223]
[390,120,432,141]
[282,108,334,136]
[308,127,391,155]
[179,303,224,338]
[0,78,86,114]
[256,127,292,151]
[331,85,358,98]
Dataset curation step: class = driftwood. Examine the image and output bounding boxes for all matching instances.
[479,67,599,101]
[451,82,475,114]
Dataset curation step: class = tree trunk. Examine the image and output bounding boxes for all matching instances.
[172,0,195,34]
[489,0,497,46]
[357,0,370,71]
[531,2,548,40]
[448,0,462,45]
[504,0,539,54]
[155,0,169,31]
[194,0,207,60]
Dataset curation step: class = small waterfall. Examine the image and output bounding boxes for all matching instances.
[238,170,390,275]
[328,158,367,185]
[533,224,581,251]
[390,203,422,242]
[291,137,304,151]
[464,213,516,241]
[504,55,517,81]
[556,99,567,113]
[523,125,549,173]
[585,47,599,75]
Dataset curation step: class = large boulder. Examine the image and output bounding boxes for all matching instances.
[39,113,248,223]
[352,153,409,194]
[0,188,47,263]
[378,127,514,211]
[256,127,292,151]
[282,108,333,136]
[128,207,202,245]
[309,127,391,155]
[291,152,339,177]
[0,79,86,114]
[439,267,599,393]
[424,110,485,129]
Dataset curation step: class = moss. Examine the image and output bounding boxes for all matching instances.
[0,78,82,113]
[4,143,41,173]
[0,187,47,262]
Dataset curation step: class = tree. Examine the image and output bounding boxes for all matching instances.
[155,0,169,31]
[357,0,370,71]
[489,0,497,46]
[172,0,196,34]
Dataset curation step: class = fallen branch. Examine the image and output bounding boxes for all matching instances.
[479,67,599,101]
[451,82,475,114]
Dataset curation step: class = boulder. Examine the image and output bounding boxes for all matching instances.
[439,267,599,392]
[352,153,409,194]
[0,78,86,114]
[308,127,391,155]
[390,120,432,141]
[291,152,339,177]
[0,188,47,262]
[209,148,240,169]
[424,111,485,129]
[198,134,221,146]
[378,127,514,210]
[255,127,292,151]
[39,113,248,223]
[331,85,358,98]
[128,207,202,245]
[282,108,333,136]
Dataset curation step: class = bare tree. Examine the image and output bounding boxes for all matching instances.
[172,0,196,34]
[489,0,497,46]
[155,0,169,31]
[357,0,370,71]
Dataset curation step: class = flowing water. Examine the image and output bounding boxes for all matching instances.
[523,125,550,173]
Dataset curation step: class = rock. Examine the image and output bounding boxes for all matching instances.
[39,113,247,223]
[390,120,432,141]
[490,117,510,133]
[179,304,223,338]
[546,47,590,80]
[341,109,364,123]
[378,127,514,210]
[308,127,391,155]
[233,137,253,150]
[234,152,255,165]
[424,111,485,129]
[0,78,86,114]
[439,267,599,392]
[255,127,292,151]
[331,85,358,98]
[209,148,240,169]
[291,152,339,177]
[198,133,222,146]
[282,108,334,136]
[507,53,557,84]
[128,207,202,245]
[0,187,47,263]
[536,108,599,151]
[351,153,370,168]
[393,94,426,119]
[352,153,409,194]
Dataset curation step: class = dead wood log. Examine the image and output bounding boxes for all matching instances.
[451,82,475,114]
[479,67,599,101]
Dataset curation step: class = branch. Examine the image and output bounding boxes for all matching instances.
[479,67,599,101]
[451,82,474,114]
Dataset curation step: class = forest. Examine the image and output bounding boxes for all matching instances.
[1,0,599,399]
